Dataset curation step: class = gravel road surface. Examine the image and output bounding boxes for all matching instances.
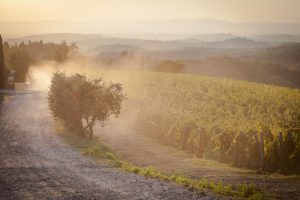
[0,90,216,200]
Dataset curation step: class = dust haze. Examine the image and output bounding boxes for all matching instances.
[1,1,300,199]
[27,55,143,141]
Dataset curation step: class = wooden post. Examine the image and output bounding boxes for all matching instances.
[258,132,265,169]
[196,128,204,157]
[254,133,260,168]
[278,132,284,172]
[233,133,247,167]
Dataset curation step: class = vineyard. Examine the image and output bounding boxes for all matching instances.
[89,69,300,173]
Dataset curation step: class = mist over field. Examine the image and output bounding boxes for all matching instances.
[1,0,300,200]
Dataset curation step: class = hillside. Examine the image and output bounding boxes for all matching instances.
[5,34,300,89]
[97,70,300,174]
[185,56,300,88]
[2,19,300,38]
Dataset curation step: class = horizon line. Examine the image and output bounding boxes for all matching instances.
[1,18,300,25]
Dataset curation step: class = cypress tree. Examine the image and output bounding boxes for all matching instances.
[0,34,5,89]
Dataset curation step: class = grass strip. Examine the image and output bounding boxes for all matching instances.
[60,133,264,200]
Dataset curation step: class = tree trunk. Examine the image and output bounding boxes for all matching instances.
[78,120,85,137]
[85,117,94,139]
[88,124,93,139]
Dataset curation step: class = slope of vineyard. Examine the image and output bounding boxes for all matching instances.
[82,69,300,173]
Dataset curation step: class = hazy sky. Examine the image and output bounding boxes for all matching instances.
[1,0,300,23]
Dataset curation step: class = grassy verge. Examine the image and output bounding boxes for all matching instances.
[60,133,112,159]
[60,133,264,200]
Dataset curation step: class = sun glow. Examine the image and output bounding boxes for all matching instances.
[0,0,300,23]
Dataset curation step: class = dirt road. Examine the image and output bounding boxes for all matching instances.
[0,90,213,200]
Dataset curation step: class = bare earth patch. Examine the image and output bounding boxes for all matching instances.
[97,111,300,200]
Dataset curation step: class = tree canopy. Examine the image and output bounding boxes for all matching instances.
[48,72,125,138]
[3,40,78,82]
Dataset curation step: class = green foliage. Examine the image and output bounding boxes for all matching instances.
[106,152,118,160]
[117,159,261,198]
[109,70,300,173]
[61,130,263,199]
[130,166,141,174]
[82,146,102,156]
[48,72,125,138]
[170,175,193,187]
[196,178,209,189]
[9,50,33,82]
[237,182,259,198]
[248,192,263,200]
[53,41,77,62]
[60,132,111,158]
[3,40,78,82]
[212,182,233,196]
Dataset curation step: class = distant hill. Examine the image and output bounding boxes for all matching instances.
[186,56,300,88]
[2,19,300,38]
[93,44,141,53]
[7,33,190,52]
[4,33,300,88]
[16,33,103,43]
[7,34,273,53]
[251,34,300,43]
[201,38,269,49]
[185,33,237,42]
[7,33,104,51]
[242,43,300,68]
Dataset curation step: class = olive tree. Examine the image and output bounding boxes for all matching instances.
[48,72,125,138]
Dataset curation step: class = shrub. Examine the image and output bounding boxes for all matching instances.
[248,192,263,200]
[237,182,258,198]
[152,60,186,73]
[106,152,118,160]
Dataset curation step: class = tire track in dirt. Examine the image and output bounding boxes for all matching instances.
[0,90,212,200]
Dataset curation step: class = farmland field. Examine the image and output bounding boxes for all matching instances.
[93,69,300,173]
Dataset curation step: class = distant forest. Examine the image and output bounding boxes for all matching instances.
[96,43,300,88]
[3,41,77,81]
[3,35,300,89]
